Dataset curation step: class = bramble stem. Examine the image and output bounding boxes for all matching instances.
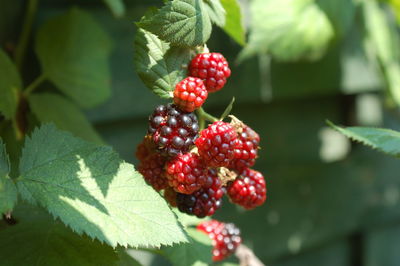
[23,74,46,96]
[15,0,39,70]
[196,107,218,130]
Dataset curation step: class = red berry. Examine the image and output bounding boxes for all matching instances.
[227,168,266,209]
[229,125,260,171]
[138,153,169,191]
[189,53,231,92]
[176,169,224,218]
[195,121,237,167]
[166,152,208,194]
[174,77,208,112]
[197,220,241,261]
[148,104,199,157]
[135,135,155,162]
[164,187,177,207]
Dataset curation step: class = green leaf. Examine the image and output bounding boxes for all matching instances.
[363,0,400,106]
[220,0,245,46]
[327,121,400,157]
[0,49,20,119]
[317,0,356,38]
[239,0,334,62]
[138,0,212,47]
[204,0,226,27]
[35,8,112,108]
[0,204,119,266]
[0,139,17,214]
[103,0,126,18]
[28,93,103,144]
[17,124,187,248]
[220,97,235,120]
[134,28,192,98]
[163,228,212,266]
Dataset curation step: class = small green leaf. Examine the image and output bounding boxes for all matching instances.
[134,28,192,98]
[0,49,20,119]
[17,124,187,248]
[317,0,356,38]
[239,0,334,62]
[220,0,245,46]
[138,0,212,47]
[103,0,126,18]
[0,204,119,265]
[327,121,400,158]
[35,8,112,108]
[163,228,212,266]
[220,97,235,120]
[28,93,103,144]
[0,139,17,214]
[204,0,226,27]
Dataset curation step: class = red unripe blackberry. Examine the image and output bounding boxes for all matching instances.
[148,104,199,157]
[164,187,177,207]
[195,121,237,167]
[229,125,260,171]
[138,153,169,191]
[189,53,231,92]
[176,169,224,218]
[227,168,266,209]
[173,77,208,112]
[197,220,241,261]
[166,152,208,194]
[135,135,155,162]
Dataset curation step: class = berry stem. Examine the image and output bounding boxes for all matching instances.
[23,74,46,96]
[197,107,218,125]
[15,0,39,70]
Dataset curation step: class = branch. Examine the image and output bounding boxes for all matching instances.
[235,244,265,266]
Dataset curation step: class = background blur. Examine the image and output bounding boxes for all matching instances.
[3,0,400,265]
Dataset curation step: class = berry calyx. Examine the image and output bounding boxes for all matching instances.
[227,168,266,210]
[173,77,208,112]
[138,153,169,191]
[195,121,237,167]
[197,220,241,261]
[189,53,231,92]
[148,104,199,157]
[176,169,224,218]
[165,152,208,194]
[229,125,260,171]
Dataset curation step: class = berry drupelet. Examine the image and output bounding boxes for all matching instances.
[197,220,241,261]
[173,77,208,112]
[189,53,231,92]
[195,121,237,167]
[176,169,224,218]
[229,125,260,172]
[138,153,169,191]
[227,168,266,209]
[148,104,199,157]
[165,152,208,194]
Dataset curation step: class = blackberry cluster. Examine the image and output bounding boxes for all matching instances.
[197,220,241,261]
[135,50,267,226]
[148,104,199,157]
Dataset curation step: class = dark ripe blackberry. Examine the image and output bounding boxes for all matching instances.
[148,104,199,157]
[176,169,224,218]
[197,220,241,261]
